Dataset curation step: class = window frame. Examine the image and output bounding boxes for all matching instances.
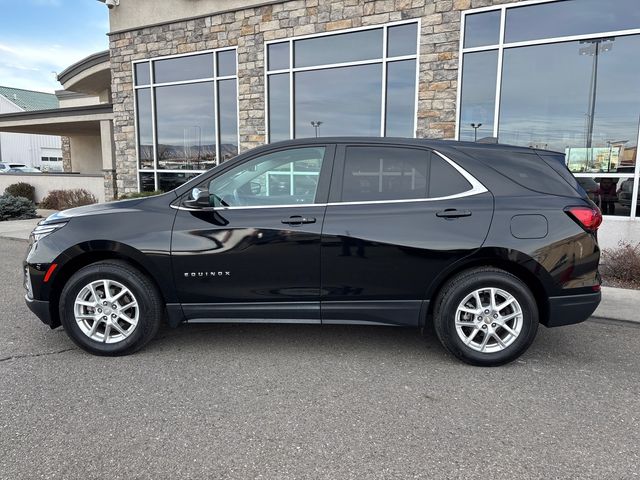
[328,144,487,205]
[264,19,421,142]
[456,0,640,219]
[132,47,240,192]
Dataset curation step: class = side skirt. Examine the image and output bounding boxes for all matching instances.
[172,300,428,327]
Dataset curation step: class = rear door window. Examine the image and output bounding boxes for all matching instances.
[339,146,474,202]
[341,146,428,202]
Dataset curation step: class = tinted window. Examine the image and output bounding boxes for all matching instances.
[294,29,383,68]
[429,156,472,198]
[464,147,579,197]
[505,0,640,43]
[207,147,325,207]
[153,54,214,83]
[464,11,501,48]
[341,147,428,202]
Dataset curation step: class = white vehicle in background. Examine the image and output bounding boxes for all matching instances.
[0,162,29,173]
[6,166,42,174]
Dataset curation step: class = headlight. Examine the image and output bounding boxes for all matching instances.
[30,222,67,242]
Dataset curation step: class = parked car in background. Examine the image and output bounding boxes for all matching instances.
[0,162,29,173]
[24,139,602,366]
[7,166,41,174]
[618,177,637,210]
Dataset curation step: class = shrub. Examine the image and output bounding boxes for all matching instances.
[4,182,35,202]
[117,190,164,200]
[0,194,37,221]
[600,241,640,287]
[40,189,97,210]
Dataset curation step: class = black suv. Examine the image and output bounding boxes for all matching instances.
[24,138,602,366]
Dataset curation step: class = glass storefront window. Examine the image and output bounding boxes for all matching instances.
[267,73,290,142]
[134,62,150,86]
[135,88,153,169]
[464,11,501,48]
[155,82,216,170]
[387,23,418,57]
[294,29,383,68]
[294,64,382,138]
[133,49,239,191]
[267,42,289,70]
[459,1,640,217]
[458,50,497,142]
[153,53,214,83]
[385,60,417,137]
[505,0,640,44]
[267,21,419,141]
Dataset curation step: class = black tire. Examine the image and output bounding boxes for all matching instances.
[433,267,539,366]
[59,260,163,356]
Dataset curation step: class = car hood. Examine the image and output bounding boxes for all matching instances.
[42,198,147,224]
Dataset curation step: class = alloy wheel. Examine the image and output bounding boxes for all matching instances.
[454,287,523,353]
[73,279,139,344]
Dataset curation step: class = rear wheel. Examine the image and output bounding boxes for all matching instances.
[433,267,539,366]
[59,261,163,356]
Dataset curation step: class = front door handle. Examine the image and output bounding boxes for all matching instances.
[436,209,472,219]
[281,215,316,226]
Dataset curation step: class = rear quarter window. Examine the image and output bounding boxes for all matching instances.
[429,155,472,198]
[461,147,580,197]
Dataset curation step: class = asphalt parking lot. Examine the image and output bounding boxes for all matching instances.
[1,237,639,479]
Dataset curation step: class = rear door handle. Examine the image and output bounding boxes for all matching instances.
[281,215,316,225]
[436,209,472,219]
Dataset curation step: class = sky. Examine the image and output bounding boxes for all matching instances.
[0,0,109,93]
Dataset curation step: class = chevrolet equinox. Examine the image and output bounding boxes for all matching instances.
[24,138,602,366]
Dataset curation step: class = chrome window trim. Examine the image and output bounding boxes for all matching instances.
[171,150,487,211]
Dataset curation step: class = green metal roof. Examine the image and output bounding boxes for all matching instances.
[0,86,59,112]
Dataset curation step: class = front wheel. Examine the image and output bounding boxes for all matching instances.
[59,261,163,356]
[433,267,539,366]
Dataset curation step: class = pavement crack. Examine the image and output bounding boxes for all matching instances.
[0,347,77,363]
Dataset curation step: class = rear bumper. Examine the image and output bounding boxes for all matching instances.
[25,295,54,327]
[546,291,601,327]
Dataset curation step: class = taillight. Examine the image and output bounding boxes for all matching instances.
[565,206,602,232]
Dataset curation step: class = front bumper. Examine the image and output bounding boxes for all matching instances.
[546,291,601,327]
[25,295,54,327]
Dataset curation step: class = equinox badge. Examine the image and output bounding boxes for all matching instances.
[184,271,231,278]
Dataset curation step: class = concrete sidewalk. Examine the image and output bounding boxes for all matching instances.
[0,209,56,240]
[593,286,639,324]
[0,215,637,323]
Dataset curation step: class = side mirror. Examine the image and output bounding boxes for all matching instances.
[184,187,210,208]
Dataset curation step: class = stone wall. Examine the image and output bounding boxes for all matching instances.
[61,136,71,172]
[109,0,522,196]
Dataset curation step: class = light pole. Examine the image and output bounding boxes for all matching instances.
[310,121,323,138]
[470,123,482,142]
[580,38,614,169]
